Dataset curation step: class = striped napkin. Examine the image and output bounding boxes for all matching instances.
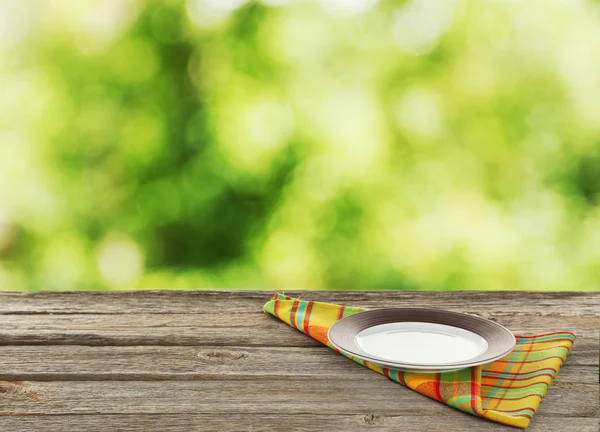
[263,293,575,429]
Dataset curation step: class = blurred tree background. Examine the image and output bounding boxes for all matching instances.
[0,0,599,291]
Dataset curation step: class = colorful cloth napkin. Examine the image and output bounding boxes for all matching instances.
[263,293,575,429]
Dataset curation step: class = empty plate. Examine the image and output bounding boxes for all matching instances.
[328,308,515,372]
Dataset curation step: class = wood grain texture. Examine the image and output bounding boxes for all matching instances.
[0,346,595,381]
[0,290,597,432]
[1,414,599,432]
[0,312,596,355]
[0,414,598,432]
[0,380,596,417]
[1,290,597,315]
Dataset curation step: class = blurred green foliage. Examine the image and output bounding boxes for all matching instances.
[1,0,599,291]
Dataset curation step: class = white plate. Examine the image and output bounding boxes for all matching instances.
[355,322,488,365]
[328,307,516,372]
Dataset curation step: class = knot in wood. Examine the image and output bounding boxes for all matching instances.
[197,350,249,362]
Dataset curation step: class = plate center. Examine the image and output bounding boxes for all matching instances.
[354,322,488,365]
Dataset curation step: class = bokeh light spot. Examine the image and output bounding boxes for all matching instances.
[97,235,143,288]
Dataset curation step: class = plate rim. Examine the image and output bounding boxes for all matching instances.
[327,307,516,370]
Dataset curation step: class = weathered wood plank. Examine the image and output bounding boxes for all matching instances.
[0,380,596,417]
[0,414,597,432]
[0,345,594,382]
[1,290,598,315]
[0,312,596,362]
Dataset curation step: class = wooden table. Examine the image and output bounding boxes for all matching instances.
[0,291,598,431]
